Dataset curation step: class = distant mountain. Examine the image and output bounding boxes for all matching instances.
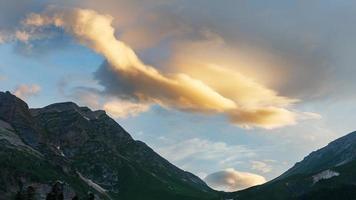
[0,91,219,200]
[226,131,356,200]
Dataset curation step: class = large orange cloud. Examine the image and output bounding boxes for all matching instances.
[22,8,314,129]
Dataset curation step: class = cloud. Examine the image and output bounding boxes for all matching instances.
[251,161,272,174]
[13,84,41,99]
[204,168,266,192]
[71,0,185,50]
[66,87,102,109]
[0,0,48,44]
[155,138,256,166]
[78,0,351,102]
[148,137,268,182]
[15,31,30,42]
[0,0,44,29]
[103,100,150,118]
[0,31,13,44]
[228,107,297,129]
[60,85,150,119]
[0,30,37,44]
[3,1,356,103]
[0,32,5,43]
[20,7,319,129]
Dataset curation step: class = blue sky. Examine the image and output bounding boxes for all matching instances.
[1,0,356,191]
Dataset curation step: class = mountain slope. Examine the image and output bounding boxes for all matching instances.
[279,131,356,179]
[0,119,97,200]
[0,91,219,200]
[226,131,356,200]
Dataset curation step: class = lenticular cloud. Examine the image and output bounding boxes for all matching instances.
[22,7,315,129]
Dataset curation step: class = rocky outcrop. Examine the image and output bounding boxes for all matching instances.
[0,91,42,148]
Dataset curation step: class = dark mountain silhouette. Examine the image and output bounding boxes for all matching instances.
[0,91,218,200]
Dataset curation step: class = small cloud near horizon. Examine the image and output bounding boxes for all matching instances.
[204,168,266,192]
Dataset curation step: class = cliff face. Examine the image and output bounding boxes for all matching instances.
[0,91,218,200]
[0,91,42,147]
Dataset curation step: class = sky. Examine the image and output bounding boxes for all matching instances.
[1,0,356,192]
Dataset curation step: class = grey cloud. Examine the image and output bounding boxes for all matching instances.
[0,0,48,40]
[0,0,45,30]
[179,0,356,100]
[6,0,356,125]
[87,0,356,101]
[0,0,73,56]
[94,61,138,101]
[5,0,356,101]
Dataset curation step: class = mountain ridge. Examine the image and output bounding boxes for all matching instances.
[0,91,218,200]
[279,131,356,179]
[2,90,356,200]
[227,130,356,200]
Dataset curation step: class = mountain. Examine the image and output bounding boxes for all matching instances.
[225,131,356,200]
[3,90,356,200]
[280,131,356,179]
[0,91,219,200]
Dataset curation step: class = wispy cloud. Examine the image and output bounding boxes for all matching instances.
[156,138,255,163]
[251,160,273,174]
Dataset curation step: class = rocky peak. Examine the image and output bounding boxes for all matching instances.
[0,91,29,121]
[29,100,133,158]
[31,102,107,121]
[0,91,41,148]
[33,102,80,112]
